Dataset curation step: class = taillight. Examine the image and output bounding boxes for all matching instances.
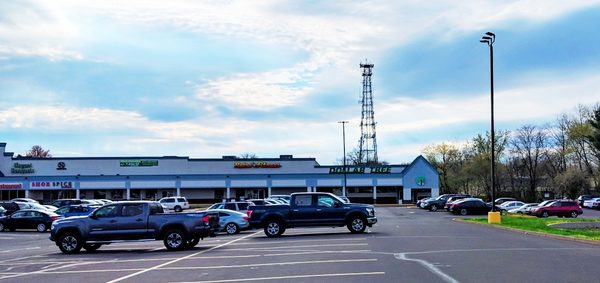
[49,216,59,221]
[202,215,210,224]
[243,216,248,221]
[246,210,253,219]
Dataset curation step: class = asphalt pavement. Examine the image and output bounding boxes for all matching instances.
[1,207,599,283]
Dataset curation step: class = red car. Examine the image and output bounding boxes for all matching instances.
[532,200,582,218]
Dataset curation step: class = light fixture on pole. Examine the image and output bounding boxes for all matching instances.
[338,121,349,197]
[481,31,499,221]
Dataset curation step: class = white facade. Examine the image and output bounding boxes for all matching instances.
[0,142,439,203]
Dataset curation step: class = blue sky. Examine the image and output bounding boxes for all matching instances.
[1,0,599,164]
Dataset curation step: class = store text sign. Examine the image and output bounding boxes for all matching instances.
[329,166,392,174]
[0,183,23,189]
[120,160,159,167]
[234,162,282,169]
[30,181,73,189]
[11,163,35,174]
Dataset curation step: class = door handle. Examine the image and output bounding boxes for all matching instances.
[109,220,117,223]
[136,219,143,222]
[316,209,322,212]
[292,209,299,212]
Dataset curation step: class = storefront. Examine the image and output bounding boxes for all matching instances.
[0,142,439,204]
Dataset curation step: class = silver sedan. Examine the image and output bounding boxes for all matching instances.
[205,209,250,235]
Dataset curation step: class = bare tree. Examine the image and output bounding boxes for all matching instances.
[510,125,547,201]
[25,145,52,158]
[238,153,258,159]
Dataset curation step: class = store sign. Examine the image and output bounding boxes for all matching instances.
[415,176,426,186]
[56,162,67,170]
[30,181,73,189]
[329,166,391,174]
[234,161,282,169]
[11,163,35,174]
[119,160,159,167]
[0,183,23,189]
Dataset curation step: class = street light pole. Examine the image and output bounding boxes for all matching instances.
[338,121,349,197]
[481,32,496,212]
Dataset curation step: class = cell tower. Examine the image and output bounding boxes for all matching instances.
[358,60,378,164]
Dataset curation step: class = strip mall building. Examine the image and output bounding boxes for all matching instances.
[0,142,439,204]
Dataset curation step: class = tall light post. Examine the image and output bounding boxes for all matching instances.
[480,31,496,214]
[338,121,349,197]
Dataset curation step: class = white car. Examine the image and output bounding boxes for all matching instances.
[507,203,539,214]
[583,198,600,209]
[498,201,525,214]
[159,197,190,212]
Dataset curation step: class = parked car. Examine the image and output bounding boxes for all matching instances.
[27,203,57,212]
[158,197,190,212]
[44,205,58,211]
[246,199,267,205]
[448,198,491,215]
[11,198,39,204]
[208,201,253,213]
[497,201,525,214]
[444,195,472,211]
[49,201,220,254]
[417,197,432,208]
[0,209,62,232]
[532,200,583,218]
[583,198,600,209]
[207,209,249,234]
[54,205,96,217]
[81,199,104,206]
[577,195,597,207]
[423,194,470,211]
[492,197,517,205]
[51,199,83,208]
[0,202,20,215]
[507,203,539,214]
[268,195,291,203]
[14,201,36,210]
[248,192,377,237]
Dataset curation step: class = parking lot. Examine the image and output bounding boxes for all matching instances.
[1,207,600,283]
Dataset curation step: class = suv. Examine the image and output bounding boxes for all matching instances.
[532,200,583,218]
[208,201,253,213]
[158,196,190,212]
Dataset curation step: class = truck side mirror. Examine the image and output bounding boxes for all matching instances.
[334,202,342,208]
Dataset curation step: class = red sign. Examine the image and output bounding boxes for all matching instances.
[234,161,282,169]
[0,183,23,189]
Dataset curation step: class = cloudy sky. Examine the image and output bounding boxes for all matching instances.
[1,1,599,164]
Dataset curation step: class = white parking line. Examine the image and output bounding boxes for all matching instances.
[172,272,386,283]
[106,231,262,283]
[263,249,372,257]
[395,253,458,283]
[224,243,368,251]
[229,237,367,245]
[0,247,41,254]
[0,259,378,275]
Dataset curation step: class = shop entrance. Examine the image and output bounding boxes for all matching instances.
[245,188,265,199]
[411,188,432,203]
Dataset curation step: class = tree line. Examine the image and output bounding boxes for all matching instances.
[423,103,600,202]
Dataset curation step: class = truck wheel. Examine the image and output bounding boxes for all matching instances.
[347,216,367,233]
[174,206,182,212]
[225,223,239,235]
[164,229,186,250]
[36,223,47,232]
[185,237,200,249]
[264,220,284,237]
[430,205,438,212]
[83,244,102,252]
[460,208,468,216]
[58,232,83,254]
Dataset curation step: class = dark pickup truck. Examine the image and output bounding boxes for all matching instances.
[49,201,219,254]
[248,192,377,237]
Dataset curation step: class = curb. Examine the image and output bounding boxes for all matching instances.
[454,218,600,246]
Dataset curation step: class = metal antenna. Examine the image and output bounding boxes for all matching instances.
[358,60,378,165]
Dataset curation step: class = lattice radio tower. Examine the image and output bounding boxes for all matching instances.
[358,60,378,164]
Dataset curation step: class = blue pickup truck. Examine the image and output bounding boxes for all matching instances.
[247,192,377,237]
[49,201,219,254]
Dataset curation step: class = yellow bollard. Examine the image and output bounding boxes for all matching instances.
[488,211,501,224]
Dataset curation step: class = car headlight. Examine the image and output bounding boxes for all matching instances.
[366,208,375,217]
